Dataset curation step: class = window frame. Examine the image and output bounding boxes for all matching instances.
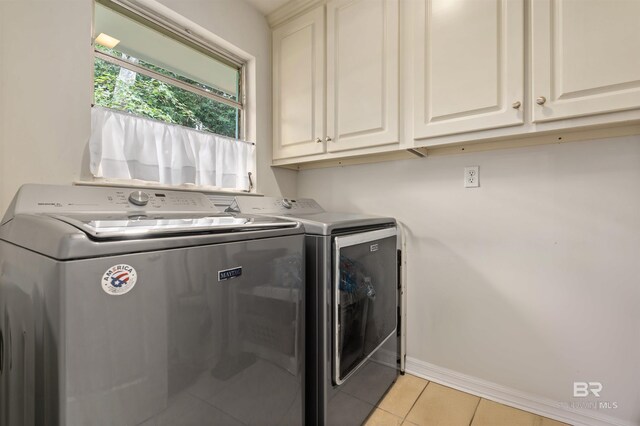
[92,0,247,140]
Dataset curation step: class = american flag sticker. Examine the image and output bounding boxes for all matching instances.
[102,264,138,295]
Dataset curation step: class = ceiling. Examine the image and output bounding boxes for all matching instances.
[244,0,291,15]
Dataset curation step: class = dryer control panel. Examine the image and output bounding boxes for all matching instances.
[231,197,324,215]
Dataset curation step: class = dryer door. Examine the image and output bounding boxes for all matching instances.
[333,227,397,385]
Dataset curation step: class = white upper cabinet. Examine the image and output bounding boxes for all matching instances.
[531,0,640,123]
[326,0,399,152]
[413,0,524,140]
[270,0,640,166]
[272,7,325,159]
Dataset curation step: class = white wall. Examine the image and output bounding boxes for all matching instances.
[298,135,640,426]
[0,0,296,214]
[0,0,93,213]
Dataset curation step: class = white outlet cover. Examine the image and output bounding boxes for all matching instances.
[464,166,479,188]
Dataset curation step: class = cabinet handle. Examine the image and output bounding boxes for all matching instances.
[315,137,322,143]
[536,96,547,105]
[325,136,333,142]
[512,101,521,109]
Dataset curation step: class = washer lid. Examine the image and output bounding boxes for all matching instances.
[52,213,298,240]
[0,185,303,260]
[0,213,302,260]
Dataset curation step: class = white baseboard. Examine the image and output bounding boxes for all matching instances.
[405,357,632,426]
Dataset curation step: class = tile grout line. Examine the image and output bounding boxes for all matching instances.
[373,375,431,424]
[402,380,431,423]
[467,397,483,426]
[377,376,565,426]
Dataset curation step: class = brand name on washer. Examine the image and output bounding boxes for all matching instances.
[218,267,242,281]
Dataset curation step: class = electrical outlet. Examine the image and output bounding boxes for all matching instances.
[464,166,479,188]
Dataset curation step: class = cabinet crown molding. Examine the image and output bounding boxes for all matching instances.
[268,0,325,28]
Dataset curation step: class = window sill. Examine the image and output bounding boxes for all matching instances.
[74,178,262,197]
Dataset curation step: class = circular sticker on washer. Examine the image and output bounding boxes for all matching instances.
[102,264,138,295]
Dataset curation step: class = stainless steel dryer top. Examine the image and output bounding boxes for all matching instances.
[228,197,395,235]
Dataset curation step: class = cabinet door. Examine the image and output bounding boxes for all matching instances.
[413,0,524,139]
[273,7,325,159]
[326,0,399,152]
[531,0,640,122]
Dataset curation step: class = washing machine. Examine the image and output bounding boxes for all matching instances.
[228,197,400,426]
[0,184,305,426]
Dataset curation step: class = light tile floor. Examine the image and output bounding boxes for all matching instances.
[365,374,571,426]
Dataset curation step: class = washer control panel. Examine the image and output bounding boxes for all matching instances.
[280,199,293,209]
[128,190,150,206]
[232,197,324,215]
[8,184,220,216]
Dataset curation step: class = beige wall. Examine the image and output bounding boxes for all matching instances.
[0,0,296,214]
[298,135,640,425]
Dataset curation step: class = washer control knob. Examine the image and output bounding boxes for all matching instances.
[128,191,150,206]
[281,198,293,209]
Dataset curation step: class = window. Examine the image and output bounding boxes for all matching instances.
[89,1,255,192]
[93,1,244,139]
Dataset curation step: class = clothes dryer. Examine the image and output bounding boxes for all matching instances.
[229,197,399,426]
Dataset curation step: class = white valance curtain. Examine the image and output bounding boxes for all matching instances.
[89,107,255,191]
